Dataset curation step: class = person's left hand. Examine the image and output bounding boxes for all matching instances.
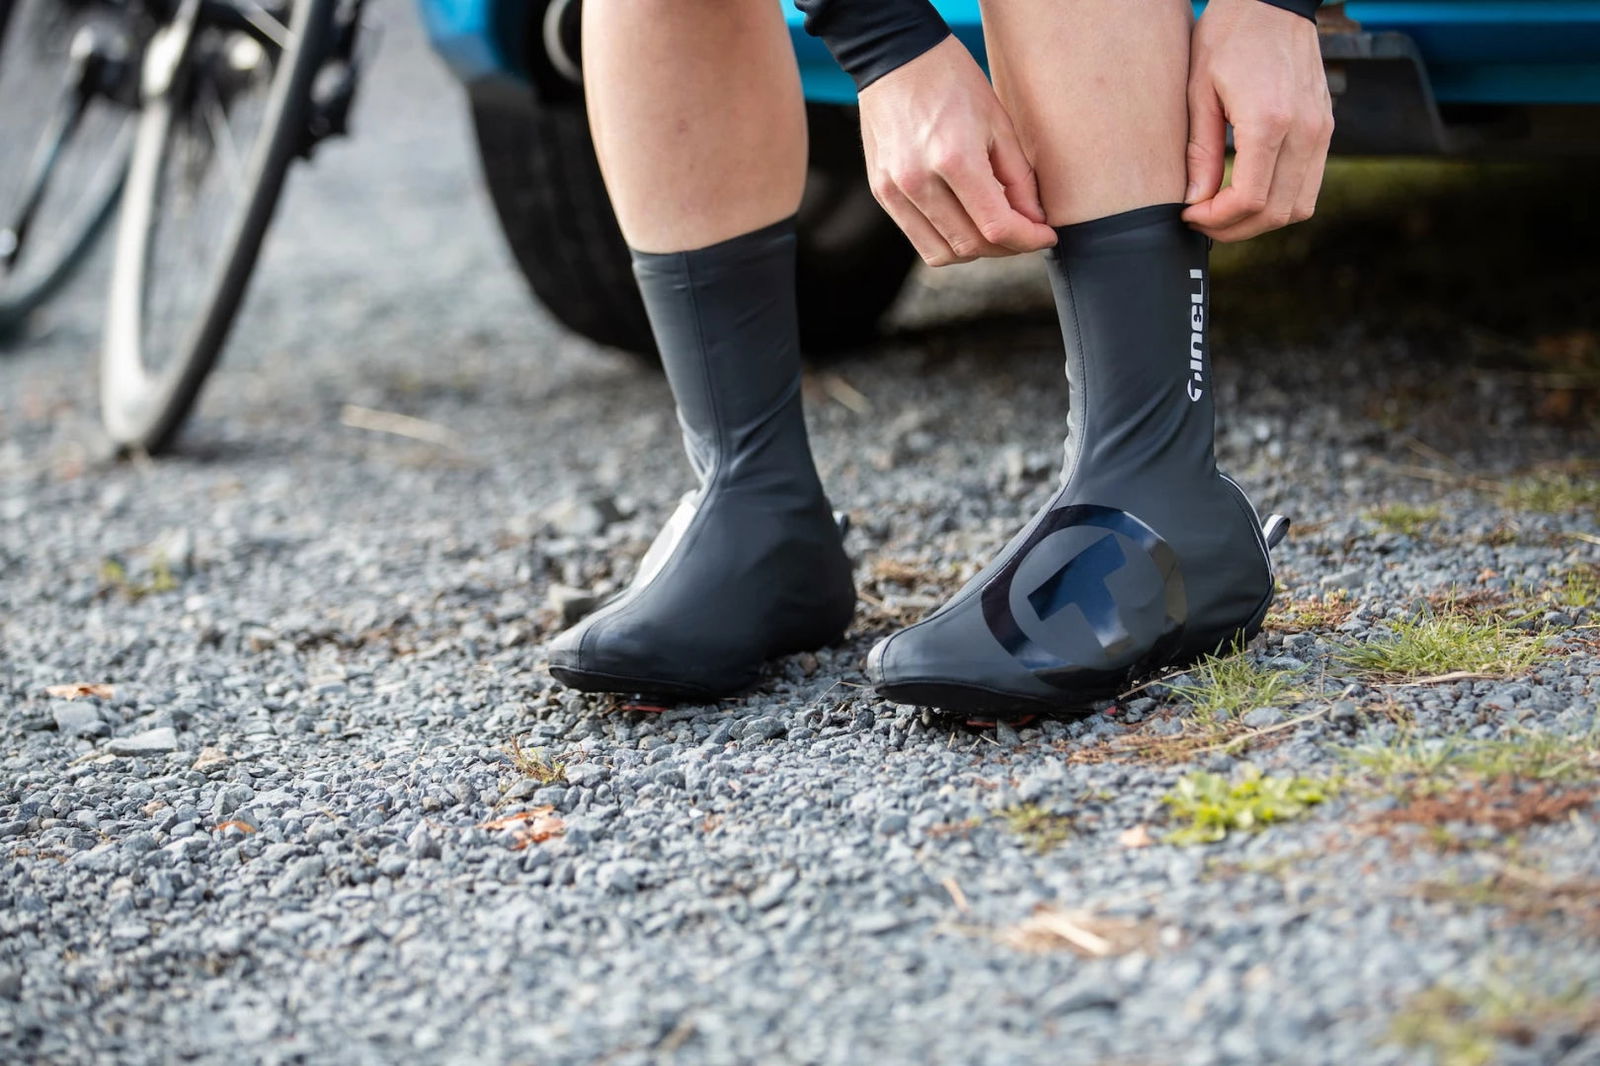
[1182,0,1333,242]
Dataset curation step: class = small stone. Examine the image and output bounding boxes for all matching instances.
[544,495,623,538]
[742,717,786,742]
[191,747,230,772]
[503,778,541,801]
[598,860,642,894]
[564,763,607,789]
[1320,567,1366,592]
[749,869,798,911]
[407,825,441,860]
[1242,707,1285,728]
[109,922,151,945]
[1330,700,1359,724]
[272,856,326,896]
[875,813,908,836]
[378,854,409,878]
[107,727,179,756]
[52,702,106,738]
[548,584,598,627]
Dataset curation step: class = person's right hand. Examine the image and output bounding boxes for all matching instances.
[857,36,1057,267]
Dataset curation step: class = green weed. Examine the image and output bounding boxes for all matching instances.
[1161,764,1331,845]
[999,804,1074,854]
[504,737,567,786]
[98,553,178,601]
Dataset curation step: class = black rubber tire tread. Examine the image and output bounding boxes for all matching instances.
[99,0,335,453]
[470,84,650,355]
[470,92,916,359]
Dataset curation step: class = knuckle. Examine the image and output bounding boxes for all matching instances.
[894,167,931,196]
[1242,190,1271,214]
[1291,203,1315,223]
[1255,107,1293,135]
[977,219,1014,245]
[946,235,981,258]
[1267,208,1294,229]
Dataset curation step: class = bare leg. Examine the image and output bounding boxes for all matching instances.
[582,0,807,253]
[979,0,1192,225]
[549,0,855,700]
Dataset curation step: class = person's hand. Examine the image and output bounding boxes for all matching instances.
[857,36,1057,266]
[1182,0,1333,242]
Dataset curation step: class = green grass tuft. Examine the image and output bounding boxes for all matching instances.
[1161,764,1331,845]
[1388,974,1600,1066]
[98,553,179,601]
[1169,651,1307,721]
[1552,563,1600,609]
[1501,470,1600,518]
[505,737,567,786]
[1335,612,1549,680]
[1345,728,1600,795]
[1367,503,1442,535]
[999,804,1073,854]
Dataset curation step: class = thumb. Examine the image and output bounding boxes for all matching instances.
[988,123,1051,229]
[1185,87,1228,205]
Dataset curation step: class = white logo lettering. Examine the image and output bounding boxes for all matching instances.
[1186,267,1204,402]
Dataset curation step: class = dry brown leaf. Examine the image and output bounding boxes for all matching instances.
[45,683,114,701]
[478,806,565,850]
[212,820,256,834]
[1119,824,1155,849]
[997,904,1159,957]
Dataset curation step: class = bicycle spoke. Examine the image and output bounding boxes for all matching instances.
[201,79,245,194]
[238,1,291,49]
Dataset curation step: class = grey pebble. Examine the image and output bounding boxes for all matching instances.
[52,701,107,737]
[106,727,180,756]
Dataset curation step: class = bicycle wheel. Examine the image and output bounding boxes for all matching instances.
[0,0,136,334]
[101,0,334,453]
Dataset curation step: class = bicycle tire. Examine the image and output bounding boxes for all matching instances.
[0,0,131,336]
[100,0,335,453]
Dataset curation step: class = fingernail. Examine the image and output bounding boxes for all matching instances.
[1184,182,1200,204]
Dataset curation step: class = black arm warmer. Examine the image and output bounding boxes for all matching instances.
[796,0,1320,93]
[793,0,951,91]
[1253,0,1321,18]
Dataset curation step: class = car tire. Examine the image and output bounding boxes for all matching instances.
[470,90,915,359]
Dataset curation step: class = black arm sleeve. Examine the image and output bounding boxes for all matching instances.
[1252,0,1321,19]
[793,0,951,92]
[795,0,1320,95]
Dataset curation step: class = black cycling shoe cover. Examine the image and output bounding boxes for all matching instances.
[547,217,855,702]
[868,204,1281,713]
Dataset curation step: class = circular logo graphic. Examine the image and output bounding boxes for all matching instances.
[980,504,1186,690]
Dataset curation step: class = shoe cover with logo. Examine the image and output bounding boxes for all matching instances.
[868,205,1285,714]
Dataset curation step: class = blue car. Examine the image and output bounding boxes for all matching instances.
[417,0,1600,356]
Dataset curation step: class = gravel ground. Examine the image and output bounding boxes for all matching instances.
[4,9,1600,1066]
